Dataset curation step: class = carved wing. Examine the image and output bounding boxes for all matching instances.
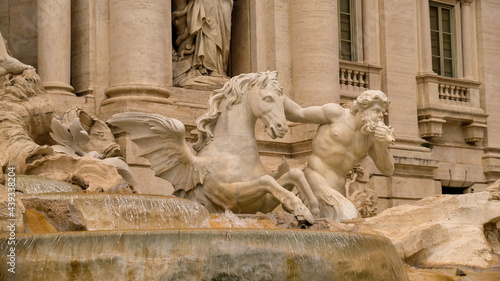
[108,112,208,192]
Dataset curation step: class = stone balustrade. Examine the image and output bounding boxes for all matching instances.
[416,73,486,142]
[339,61,382,102]
[438,82,470,106]
[340,65,368,91]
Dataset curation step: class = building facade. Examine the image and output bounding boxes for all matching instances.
[2,0,500,212]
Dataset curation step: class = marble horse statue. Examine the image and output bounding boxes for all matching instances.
[109,71,319,223]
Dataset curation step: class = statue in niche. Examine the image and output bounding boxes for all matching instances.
[110,71,320,223]
[172,0,233,90]
[284,90,395,221]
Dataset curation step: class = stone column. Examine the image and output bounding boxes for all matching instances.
[418,0,434,75]
[102,0,171,115]
[363,0,380,65]
[37,0,74,96]
[461,0,474,79]
[290,0,339,105]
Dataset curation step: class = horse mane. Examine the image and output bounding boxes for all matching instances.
[193,71,283,152]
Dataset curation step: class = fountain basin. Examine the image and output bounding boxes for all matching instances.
[21,193,210,231]
[1,229,409,280]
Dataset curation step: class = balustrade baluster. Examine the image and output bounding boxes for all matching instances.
[340,68,347,89]
[439,84,445,101]
[346,70,353,90]
[452,86,459,104]
[462,87,470,104]
[444,85,451,103]
[359,72,366,90]
[353,71,360,91]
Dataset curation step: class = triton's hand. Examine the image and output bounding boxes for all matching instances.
[374,122,395,144]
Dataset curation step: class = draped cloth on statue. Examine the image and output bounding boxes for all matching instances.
[187,0,233,77]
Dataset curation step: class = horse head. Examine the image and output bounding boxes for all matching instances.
[243,72,288,139]
[194,71,288,151]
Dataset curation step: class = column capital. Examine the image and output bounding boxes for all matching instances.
[460,0,473,6]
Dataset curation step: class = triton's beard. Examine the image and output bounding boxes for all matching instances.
[360,114,378,135]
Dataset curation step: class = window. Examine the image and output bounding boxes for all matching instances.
[430,2,455,77]
[339,0,355,61]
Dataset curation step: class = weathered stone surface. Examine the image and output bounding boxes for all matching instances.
[22,197,88,232]
[348,191,500,269]
[49,107,138,188]
[0,69,54,177]
[26,154,127,192]
[406,266,500,281]
[0,184,25,233]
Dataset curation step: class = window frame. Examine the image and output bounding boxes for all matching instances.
[338,0,356,62]
[429,1,457,78]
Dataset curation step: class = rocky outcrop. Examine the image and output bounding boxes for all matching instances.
[26,154,127,192]
[347,191,500,269]
[0,69,54,178]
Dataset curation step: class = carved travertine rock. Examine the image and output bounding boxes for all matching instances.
[26,154,127,192]
[0,184,26,233]
[51,107,122,159]
[349,191,500,269]
[487,178,500,200]
[49,107,137,189]
[110,71,319,223]
[51,118,91,158]
[285,90,395,221]
[0,69,54,177]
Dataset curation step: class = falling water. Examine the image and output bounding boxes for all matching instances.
[1,229,409,281]
[15,175,82,194]
[21,193,211,230]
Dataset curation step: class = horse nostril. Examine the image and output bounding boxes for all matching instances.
[276,122,283,131]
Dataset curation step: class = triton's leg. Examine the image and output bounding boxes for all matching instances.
[303,167,359,221]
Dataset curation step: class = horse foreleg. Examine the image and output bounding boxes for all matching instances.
[276,168,320,218]
[204,175,315,224]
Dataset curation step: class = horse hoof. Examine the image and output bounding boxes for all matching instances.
[295,206,315,224]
